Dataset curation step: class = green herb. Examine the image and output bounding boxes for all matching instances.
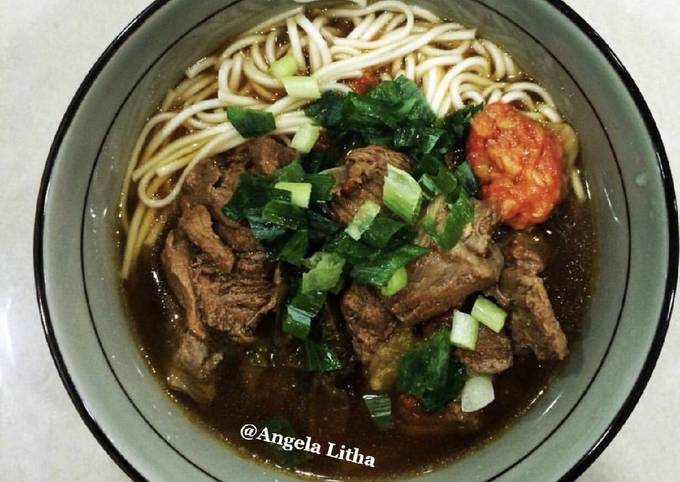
[361,215,404,249]
[223,173,290,221]
[307,210,342,243]
[305,173,335,203]
[422,192,474,250]
[362,393,394,431]
[470,296,507,333]
[273,160,306,182]
[351,244,428,287]
[283,288,326,339]
[262,200,307,229]
[301,252,346,293]
[305,91,344,127]
[324,232,377,265]
[383,164,423,224]
[274,182,312,208]
[275,229,309,266]
[345,200,381,240]
[304,77,480,170]
[454,161,479,196]
[397,329,466,413]
[380,266,408,296]
[227,106,276,138]
[304,339,343,371]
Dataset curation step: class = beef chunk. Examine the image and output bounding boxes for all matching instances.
[340,283,398,364]
[499,233,568,360]
[167,331,223,404]
[178,205,234,272]
[161,137,293,401]
[330,146,411,224]
[162,230,279,344]
[181,157,261,252]
[456,326,513,374]
[395,394,481,437]
[192,251,279,342]
[161,230,205,338]
[386,200,504,324]
[247,136,296,176]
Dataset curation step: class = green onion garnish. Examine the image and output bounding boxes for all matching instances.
[226,106,276,138]
[461,375,495,413]
[350,243,427,288]
[345,200,381,241]
[397,329,466,413]
[450,310,479,351]
[301,252,346,293]
[362,393,394,431]
[471,296,507,333]
[380,266,407,296]
[269,52,298,79]
[304,339,343,371]
[383,164,422,224]
[422,192,474,250]
[283,289,326,339]
[291,124,321,154]
[274,182,312,208]
[261,200,306,228]
[282,76,321,100]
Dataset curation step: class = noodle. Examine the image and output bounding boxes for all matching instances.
[120,0,572,278]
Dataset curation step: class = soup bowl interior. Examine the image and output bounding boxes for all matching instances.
[36,0,676,481]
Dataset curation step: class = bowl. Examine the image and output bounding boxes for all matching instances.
[34,0,678,480]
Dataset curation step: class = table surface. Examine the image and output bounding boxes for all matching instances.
[1,0,679,480]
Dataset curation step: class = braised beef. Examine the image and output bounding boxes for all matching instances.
[166,330,223,404]
[330,146,411,224]
[178,205,234,273]
[340,283,398,364]
[386,200,504,324]
[161,230,205,338]
[247,136,296,176]
[499,233,568,360]
[456,326,513,374]
[160,138,292,403]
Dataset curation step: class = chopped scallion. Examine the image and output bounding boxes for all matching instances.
[422,192,474,250]
[383,164,422,224]
[471,296,507,333]
[274,182,312,208]
[450,310,479,351]
[261,200,306,228]
[351,244,427,287]
[345,200,381,241]
[380,266,407,296]
[304,339,343,371]
[283,289,325,339]
[291,124,321,154]
[282,76,321,100]
[362,393,394,431]
[306,173,335,203]
[269,52,298,79]
[461,375,495,413]
[226,106,276,138]
[301,252,346,293]
[361,215,404,249]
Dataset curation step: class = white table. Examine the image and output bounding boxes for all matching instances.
[1,1,678,480]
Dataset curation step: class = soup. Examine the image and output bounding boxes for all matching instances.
[119,1,596,478]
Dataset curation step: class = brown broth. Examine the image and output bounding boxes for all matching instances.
[122,190,596,479]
